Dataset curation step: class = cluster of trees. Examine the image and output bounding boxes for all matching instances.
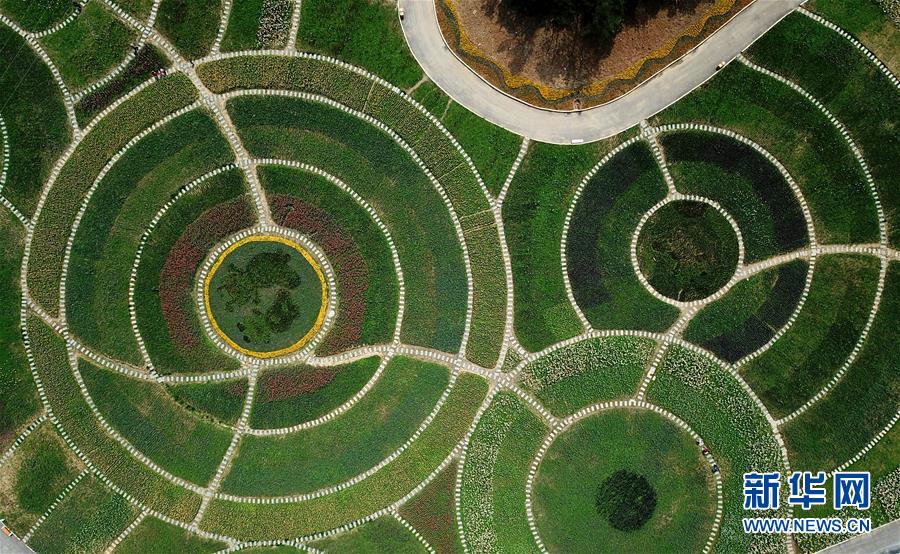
[508,0,678,42]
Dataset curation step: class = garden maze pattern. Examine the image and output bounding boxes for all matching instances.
[0,1,897,553]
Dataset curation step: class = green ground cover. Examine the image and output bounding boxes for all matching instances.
[201,374,488,539]
[637,200,739,301]
[459,393,547,553]
[221,0,291,51]
[207,238,324,353]
[520,336,654,417]
[399,462,464,554]
[75,45,168,124]
[684,260,808,363]
[567,141,679,330]
[533,410,715,553]
[40,3,136,90]
[809,0,900,73]
[227,94,467,354]
[310,516,428,553]
[27,475,136,553]
[652,62,878,246]
[298,0,421,88]
[116,0,154,18]
[661,131,808,262]
[0,26,70,216]
[223,357,449,496]
[26,315,203,520]
[503,139,627,351]
[80,360,233,486]
[156,0,222,60]
[0,423,82,533]
[27,73,198,316]
[66,109,233,366]
[0,0,72,31]
[646,346,785,553]
[747,13,900,248]
[441,102,521,195]
[169,379,247,425]
[412,81,450,116]
[250,357,380,429]
[198,56,508,366]
[0,211,38,447]
[782,262,899,471]
[116,516,225,553]
[741,255,880,418]
[260,165,399,353]
[134,169,249,375]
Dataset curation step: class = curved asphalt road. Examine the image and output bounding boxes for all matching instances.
[400,0,805,144]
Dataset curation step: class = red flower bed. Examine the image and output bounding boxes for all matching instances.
[159,200,253,351]
[271,195,370,354]
[261,366,338,402]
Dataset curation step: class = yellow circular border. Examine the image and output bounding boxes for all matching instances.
[203,234,329,359]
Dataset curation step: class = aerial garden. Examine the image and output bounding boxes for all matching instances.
[0,0,896,552]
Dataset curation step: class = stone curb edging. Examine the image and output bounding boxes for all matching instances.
[0,413,47,470]
[523,399,724,554]
[22,467,89,543]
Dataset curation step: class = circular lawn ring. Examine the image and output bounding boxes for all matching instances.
[204,233,329,359]
[532,409,716,553]
[636,199,740,302]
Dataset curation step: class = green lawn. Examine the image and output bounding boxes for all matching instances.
[0,210,38,447]
[298,0,422,88]
[250,357,380,429]
[223,357,449,495]
[311,516,428,553]
[201,374,488,539]
[783,261,900,471]
[0,0,72,31]
[27,475,137,553]
[259,165,399,354]
[741,255,880,417]
[134,170,250,375]
[520,336,654,416]
[66,110,233,366]
[566,141,679,330]
[533,410,715,553]
[228,94,467,354]
[652,62,878,246]
[459,393,547,552]
[503,138,629,351]
[647,346,785,553]
[156,0,222,59]
[80,360,234,486]
[40,3,136,89]
[0,26,70,217]
[661,130,809,262]
[684,260,808,363]
[747,13,899,248]
[116,516,225,553]
[636,200,739,301]
[27,74,198,316]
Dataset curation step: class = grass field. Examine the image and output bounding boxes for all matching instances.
[520,336,654,416]
[0,26,70,217]
[250,357,380,429]
[459,393,547,552]
[223,357,449,496]
[684,260,808,363]
[533,410,716,553]
[567,141,679,330]
[741,255,880,417]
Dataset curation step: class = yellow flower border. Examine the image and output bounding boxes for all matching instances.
[203,234,329,359]
[440,0,739,106]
